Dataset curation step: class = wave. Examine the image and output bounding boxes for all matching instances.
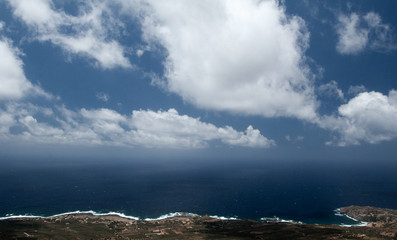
[144,212,238,221]
[333,208,344,217]
[0,214,42,220]
[1,209,367,226]
[0,210,140,221]
[260,216,302,224]
[339,222,369,227]
[1,211,235,222]
[144,212,198,221]
[209,215,238,220]
[333,208,368,227]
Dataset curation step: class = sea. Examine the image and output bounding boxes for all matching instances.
[1,158,396,225]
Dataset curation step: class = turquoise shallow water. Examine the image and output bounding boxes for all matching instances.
[1,158,396,225]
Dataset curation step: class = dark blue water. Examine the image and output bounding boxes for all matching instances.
[1,158,396,224]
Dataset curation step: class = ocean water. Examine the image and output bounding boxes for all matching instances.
[0,158,396,225]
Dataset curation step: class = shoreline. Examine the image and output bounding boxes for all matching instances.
[1,208,363,226]
[0,211,248,222]
[334,208,369,227]
[1,206,396,239]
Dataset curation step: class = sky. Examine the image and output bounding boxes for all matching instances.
[0,0,397,161]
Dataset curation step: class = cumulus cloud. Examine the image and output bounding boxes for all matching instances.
[0,34,50,100]
[128,109,274,148]
[7,0,131,69]
[127,0,318,121]
[336,13,368,55]
[0,104,275,149]
[319,91,397,146]
[0,38,32,99]
[336,12,397,55]
[4,0,396,149]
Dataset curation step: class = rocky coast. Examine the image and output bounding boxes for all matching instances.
[1,206,396,239]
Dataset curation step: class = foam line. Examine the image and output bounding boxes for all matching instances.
[0,211,139,221]
[260,216,302,224]
[144,212,198,221]
[209,215,238,220]
[334,208,368,227]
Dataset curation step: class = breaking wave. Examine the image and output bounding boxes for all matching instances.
[0,211,139,221]
[1,211,237,222]
[260,216,302,224]
[209,215,238,220]
[0,209,368,226]
[144,212,198,221]
[334,208,368,227]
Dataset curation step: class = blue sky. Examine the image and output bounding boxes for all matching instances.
[0,0,396,160]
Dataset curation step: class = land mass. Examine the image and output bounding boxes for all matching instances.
[1,206,396,239]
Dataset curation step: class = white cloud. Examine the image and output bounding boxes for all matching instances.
[9,0,55,27]
[128,109,274,148]
[319,91,397,146]
[136,49,144,57]
[7,0,131,69]
[0,38,31,99]
[127,0,318,121]
[336,12,396,55]
[221,125,274,148]
[0,104,275,149]
[318,80,344,100]
[364,12,397,52]
[18,115,65,142]
[5,1,396,149]
[336,13,368,55]
[0,109,15,133]
[80,108,127,137]
[0,36,50,100]
[96,92,109,102]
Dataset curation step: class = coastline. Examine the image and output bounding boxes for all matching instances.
[0,211,237,222]
[334,208,369,227]
[0,210,338,225]
[0,206,374,227]
[1,206,396,239]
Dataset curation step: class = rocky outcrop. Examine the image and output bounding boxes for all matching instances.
[339,206,397,223]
